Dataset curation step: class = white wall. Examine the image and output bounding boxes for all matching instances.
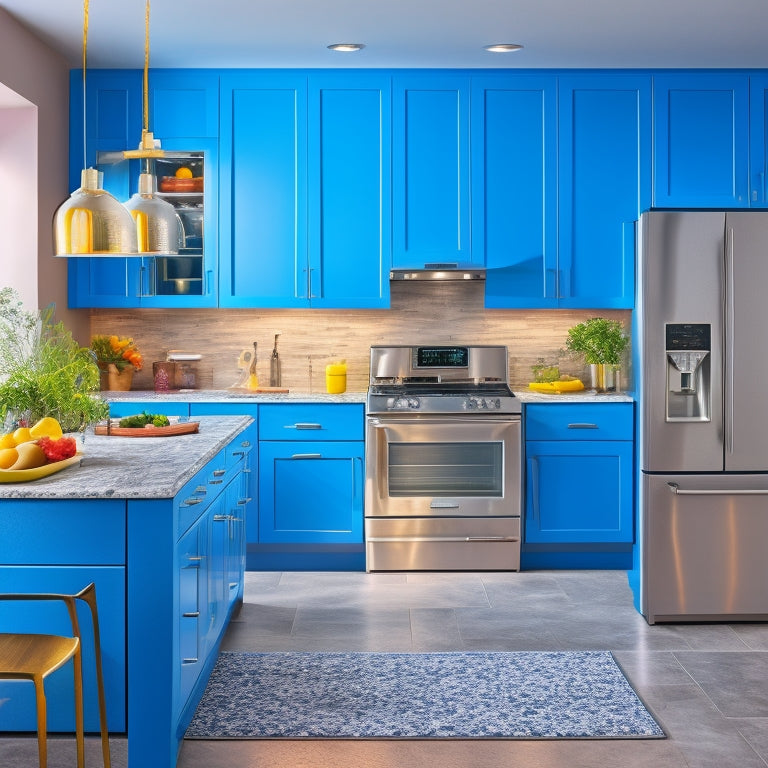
[0,8,87,340]
[0,86,37,312]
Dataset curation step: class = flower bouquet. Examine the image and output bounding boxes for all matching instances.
[91,335,143,391]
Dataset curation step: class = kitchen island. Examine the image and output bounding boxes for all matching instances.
[0,415,255,768]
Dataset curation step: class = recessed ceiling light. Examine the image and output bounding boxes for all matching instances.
[327,43,365,52]
[484,43,524,53]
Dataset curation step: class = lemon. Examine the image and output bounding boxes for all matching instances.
[0,432,16,449]
[0,447,18,469]
[12,426,32,445]
[175,166,193,179]
[30,416,63,440]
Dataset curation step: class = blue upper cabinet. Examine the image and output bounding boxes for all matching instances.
[472,75,557,307]
[749,74,768,207]
[219,72,390,308]
[149,70,219,139]
[219,72,307,307]
[478,72,648,309]
[68,69,142,309]
[557,74,651,309]
[392,74,473,269]
[653,73,750,207]
[307,73,391,308]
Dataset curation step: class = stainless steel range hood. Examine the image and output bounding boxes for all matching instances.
[390,263,486,281]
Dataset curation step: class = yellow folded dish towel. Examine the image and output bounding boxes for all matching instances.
[528,379,585,394]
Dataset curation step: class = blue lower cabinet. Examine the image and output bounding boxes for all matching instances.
[522,403,634,569]
[258,441,364,544]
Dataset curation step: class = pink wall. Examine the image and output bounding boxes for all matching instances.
[0,7,88,340]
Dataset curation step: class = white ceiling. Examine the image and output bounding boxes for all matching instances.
[2,0,768,70]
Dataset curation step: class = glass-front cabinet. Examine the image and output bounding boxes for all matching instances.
[67,70,218,308]
[69,143,217,308]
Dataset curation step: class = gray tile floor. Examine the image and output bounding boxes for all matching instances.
[4,570,768,767]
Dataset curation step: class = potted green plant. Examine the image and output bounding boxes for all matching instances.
[0,287,109,433]
[565,317,629,391]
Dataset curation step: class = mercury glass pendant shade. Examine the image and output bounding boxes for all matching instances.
[53,168,139,256]
[123,172,183,253]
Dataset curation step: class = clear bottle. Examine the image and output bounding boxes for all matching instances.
[270,334,281,387]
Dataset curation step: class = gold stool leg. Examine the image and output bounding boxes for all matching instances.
[73,646,85,768]
[33,674,47,768]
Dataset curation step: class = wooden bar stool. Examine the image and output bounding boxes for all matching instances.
[0,582,110,768]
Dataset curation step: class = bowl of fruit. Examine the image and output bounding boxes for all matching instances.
[0,417,82,482]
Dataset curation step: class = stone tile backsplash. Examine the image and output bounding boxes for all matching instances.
[90,281,631,393]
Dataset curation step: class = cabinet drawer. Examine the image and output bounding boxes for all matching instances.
[0,500,125,564]
[258,403,364,441]
[525,403,633,441]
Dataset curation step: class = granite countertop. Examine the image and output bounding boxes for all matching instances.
[513,390,634,403]
[105,389,367,404]
[105,389,632,405]
[0,415,252,500]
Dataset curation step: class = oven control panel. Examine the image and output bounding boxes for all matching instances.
[383,395,505,412]
[467,396,502,411]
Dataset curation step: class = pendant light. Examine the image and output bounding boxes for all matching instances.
[53,0,138,256]
[122,0,183,255]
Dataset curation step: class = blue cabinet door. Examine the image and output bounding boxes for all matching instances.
[307,73,391,308]
[525,439,633,544]
[472,74,557,307]
[392,74,473,268]
[219,72,308,307]
[190,403,259,544]
[749,74,768,207]
[558,74,651,309]
[258,441,364,544]
[68,69,143,308]
[149,70,219,139]
[653,72,750,207]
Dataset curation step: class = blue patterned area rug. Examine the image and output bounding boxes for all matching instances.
[185,651,664,739]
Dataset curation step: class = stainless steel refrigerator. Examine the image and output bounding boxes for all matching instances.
[637,210,768,624]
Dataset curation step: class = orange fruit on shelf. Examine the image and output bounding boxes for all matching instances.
[175,166,193,178]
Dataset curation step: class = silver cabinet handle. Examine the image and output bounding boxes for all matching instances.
[182,658,199,664]
[667,482,768,495]
[182,611,200,618]
[183,497,202,506]
[213,469,227,477]
[291,453,322,459]
[567,423,599,429]
[290,423,322,430]
[430,501,460,509]
[725,226,735,455]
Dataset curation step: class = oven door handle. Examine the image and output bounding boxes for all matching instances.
[368,417,519,426]
[366,536,520,543]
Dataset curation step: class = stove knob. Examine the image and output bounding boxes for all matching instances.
[408,397,420,409]
[486,398,499,410]
[393,397,409,410]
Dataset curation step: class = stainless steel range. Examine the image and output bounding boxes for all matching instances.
[365,345,522,571]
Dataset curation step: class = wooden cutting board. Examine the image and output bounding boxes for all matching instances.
[94,421,200,437]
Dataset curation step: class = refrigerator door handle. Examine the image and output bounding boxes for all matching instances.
[725,226,735,455]
[667,482,768,496]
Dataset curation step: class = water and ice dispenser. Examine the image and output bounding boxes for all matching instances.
[665,323,711,421]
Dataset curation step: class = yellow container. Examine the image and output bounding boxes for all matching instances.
[326,362,347,394]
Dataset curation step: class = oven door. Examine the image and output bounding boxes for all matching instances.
[365,415,521,518]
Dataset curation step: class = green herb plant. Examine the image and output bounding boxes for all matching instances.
[565,317,629,366]
[0,287,109,432]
